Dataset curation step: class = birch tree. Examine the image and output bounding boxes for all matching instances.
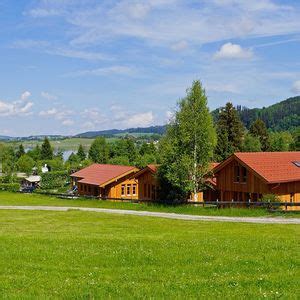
[158,80,216,202]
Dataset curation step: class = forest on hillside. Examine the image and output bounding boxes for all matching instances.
[213,96,300,132]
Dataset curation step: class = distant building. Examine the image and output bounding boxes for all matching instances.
[41,164,50,173]
[213,152,300,210]
[22,175,41,189]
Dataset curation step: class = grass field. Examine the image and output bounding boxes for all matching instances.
[4,137,120,153]
[0,191,299,218]
[0,209,299,298]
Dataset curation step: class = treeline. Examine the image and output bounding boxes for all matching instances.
[212,96,300,132]
[214,102,299,161]
[0,137,159,180]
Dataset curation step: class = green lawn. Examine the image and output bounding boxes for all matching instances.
[0,191,299,218]
[0,209,299,298]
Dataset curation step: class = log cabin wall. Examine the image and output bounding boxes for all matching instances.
[137,170,159,200]
[215,158,300,210]
[106,177,139,200]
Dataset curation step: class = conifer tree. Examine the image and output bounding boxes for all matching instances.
[215,102,244,160]
[249,119,270,151]
[40,137,53,160]
[16,144,25,159]
[77,144,86,161]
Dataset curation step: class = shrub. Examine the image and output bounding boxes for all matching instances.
[40,171,69,190]
[0,183,20,192]
[261,194,281,209]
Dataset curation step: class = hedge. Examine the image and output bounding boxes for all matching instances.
[40,171,69,190]
[0,183,20,192]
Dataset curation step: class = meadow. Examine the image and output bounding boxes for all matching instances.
[0,208,299,299]
[0,191,299,218]
[6,138,96,152]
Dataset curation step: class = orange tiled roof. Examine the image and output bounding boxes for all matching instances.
[215,152,300,184]
[71,164,138,186]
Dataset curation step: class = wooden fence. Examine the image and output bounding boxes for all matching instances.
[26,191,300,210]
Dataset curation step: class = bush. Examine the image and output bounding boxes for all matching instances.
[261,194,281,209]
[0,183,20,192]
[40,171,69,190]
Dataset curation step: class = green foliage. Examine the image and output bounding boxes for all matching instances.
[27,145,41,162]
[261,194,281,209]
[290,128,300,151]
[40,137,53,160]
[77,144,86,161]
[249,119,270,151]
[40,171,69,190]
[88,137,109,163]
[1,146,16,175]
[215,102,245,159]
[135,153,157,168]
[214,130,234,161]
[242,134,262,152]
[15,144,25,159]
[269,131,294,151]
[16,154,35,175]
[212,96,300,132]
[159,80,216,201]
[0,183,20,192]
[108,155,130,166]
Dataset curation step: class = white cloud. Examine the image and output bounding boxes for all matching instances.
[12,39,111,61]
[21,91,31,101]
[64,66,136,77]
[291,80,300,94]
[0,92,34,117]
[214,43,253,60]
[171,40,189,51]
[125,111,154,127]
[39,108,57,116]
[23,0,300,49]
[206,83,240,94]
[41,92,58,101]
[62,119,74,126]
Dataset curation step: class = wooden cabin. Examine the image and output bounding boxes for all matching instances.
[132,164,160,201]
[70,163,159,200]
[71,164,140,199]
[213,152,300,210]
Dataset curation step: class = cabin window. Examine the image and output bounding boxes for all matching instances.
[88,186,91,193]
[290,193,295,203]
[121,185,125,196]
[127,184,131,196]
[84,185,87,192]
[234,165,240,182]
[241,167,247,183]
[144,184,147,198]
[132,184,137,196]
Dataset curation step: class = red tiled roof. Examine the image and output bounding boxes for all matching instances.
[215,152,300,184]
[71,164,138,186]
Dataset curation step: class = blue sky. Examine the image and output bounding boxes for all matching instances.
[0,0,300,136]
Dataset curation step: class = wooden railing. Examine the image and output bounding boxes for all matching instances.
[22,190,300,210]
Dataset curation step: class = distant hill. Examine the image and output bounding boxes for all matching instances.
[212,96,300,131]
[76,125,167,138]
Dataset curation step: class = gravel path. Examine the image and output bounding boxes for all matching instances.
[0,205,299,224]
